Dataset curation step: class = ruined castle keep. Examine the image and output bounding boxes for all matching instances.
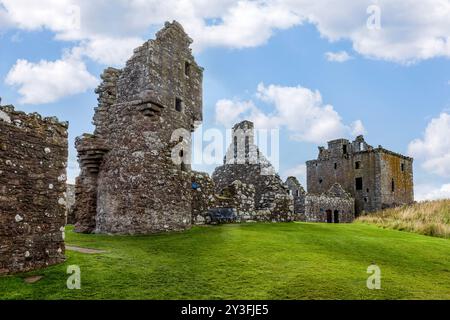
[73,21,203,234]
[306,136,414,215]
[0,105,68,274]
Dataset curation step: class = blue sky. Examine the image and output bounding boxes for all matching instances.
[1,0,449,200]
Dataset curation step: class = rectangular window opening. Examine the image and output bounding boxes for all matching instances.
[175,98,183,112]
[355,177,363,191]
[185,61,191,76]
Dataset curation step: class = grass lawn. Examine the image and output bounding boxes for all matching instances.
[1,222,449,300]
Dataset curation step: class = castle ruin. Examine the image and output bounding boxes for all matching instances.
[73,21,203,234]
[0,105,68,274]
[306,136,414,215]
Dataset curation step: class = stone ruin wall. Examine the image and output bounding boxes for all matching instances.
[304,194,355,223]
[285,176,307,221]
[65,184,76,224]
[191,172,256,224]
[74,21,203,235]
[0,105,67,274]
[307,136,414,215]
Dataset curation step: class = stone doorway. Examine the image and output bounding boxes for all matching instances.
[334,210,340,223]
[326,210,332,223]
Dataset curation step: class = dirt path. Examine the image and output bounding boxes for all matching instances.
[66,246,107,254]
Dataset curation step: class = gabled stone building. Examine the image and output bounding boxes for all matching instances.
[306,136,414,215]
[73,21,203,234]
[212,121,294,221]
[304,183,355,223]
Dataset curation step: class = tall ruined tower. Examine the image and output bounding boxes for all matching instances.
[306,136,414,215]
[73,21,203,234]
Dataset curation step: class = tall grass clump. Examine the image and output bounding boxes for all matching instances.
[357,200,450,238]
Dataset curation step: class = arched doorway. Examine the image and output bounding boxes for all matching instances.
[326,210,332,223]
[334,210,339,223]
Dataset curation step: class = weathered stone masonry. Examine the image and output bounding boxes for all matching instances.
[74,21,203,234]
[307,136,414,215]
[211,121,294,222]
[0,105,67,274]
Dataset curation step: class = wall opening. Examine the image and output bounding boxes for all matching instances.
[391,179,395,192]
[355,177,363,190]
[185,61,191,76]
[401,163,405,172]
[334,163,337,170]
[326,210,333,223]
[334,210,339,223]
[319,178,323,184]
[175,98,183,112]
[343,144,347,154]
[245,136,249,164]
[355,161,361,169]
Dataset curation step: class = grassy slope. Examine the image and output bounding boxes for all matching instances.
[1,223,449,300]
[357,200,450,239]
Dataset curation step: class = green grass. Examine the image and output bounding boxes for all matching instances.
[1,223,449,300]
[357,200,450,238]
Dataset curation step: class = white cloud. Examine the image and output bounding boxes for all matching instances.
[1,0,449,64]
[284,164,307,185]
[5,52,98,104]
[325,51,353,62]
[73,36,144,66]
[215,83,365,144]
[350,120,366,136]
[415,183,450,201]
[215,99,256,128]
[408,113,450,177]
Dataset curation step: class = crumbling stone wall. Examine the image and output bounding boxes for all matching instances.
[305,184,355,223]
[306,136,413,215]
[215,180,256,221]
[285,176,307,221]
[0,105,67,274]
[212,121,294,220]
[66,184,76,224]
[74,21,203,235]
[191,171,216,224]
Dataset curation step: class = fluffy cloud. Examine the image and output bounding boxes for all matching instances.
[284,164,307,185]
[73,37,144,66]
[415,183,450,201]
[408,113,450,177]
[5,53,98,104]
[215,83,365,144]
[325,51,353,62]
[1,0,449,64]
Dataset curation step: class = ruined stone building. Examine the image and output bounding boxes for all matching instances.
[0,105,67,274]
[285,176,306,220]
[211,121,294,221]
[73,22,203,234]
[306,136,414,215]
[304,183,355,223]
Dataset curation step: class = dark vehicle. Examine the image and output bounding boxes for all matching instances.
[206,208,236,224]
